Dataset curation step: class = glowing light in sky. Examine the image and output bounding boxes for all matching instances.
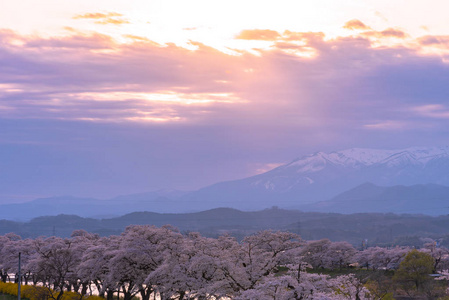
[2,0,449,51]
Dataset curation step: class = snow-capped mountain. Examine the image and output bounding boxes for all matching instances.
[182,147,449,211]
[2,147,449,220]
[251,146,449,191]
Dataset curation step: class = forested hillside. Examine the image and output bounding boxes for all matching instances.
[2,208,449,247]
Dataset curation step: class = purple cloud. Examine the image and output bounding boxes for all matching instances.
[1,26,449,201]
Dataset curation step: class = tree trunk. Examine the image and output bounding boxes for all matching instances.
[0,271,7,283]
[106,290,114,300]
[81,282,89,296]
[55,290,65,300]
[140,288,153,300]
[94,280,104,297]
[178,291,186,300]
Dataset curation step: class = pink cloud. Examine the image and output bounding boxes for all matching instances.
[73,12,129,25]
[235,29,281,41]
[95,18,130,25]
[418,35,449,46]
[343,19,371,30]
[73,12,123,20]
[412,104,449,119]
[282,31,325,42]
[363,121,407,130]
[1,26,449,137]
[362,28,407,39]
[0,31,258,124]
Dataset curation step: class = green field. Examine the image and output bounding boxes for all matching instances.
[0,294,16,300]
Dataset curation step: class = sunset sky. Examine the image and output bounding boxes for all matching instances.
[1,0,449,202]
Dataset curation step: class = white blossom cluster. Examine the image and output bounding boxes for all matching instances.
[1,228,447,300]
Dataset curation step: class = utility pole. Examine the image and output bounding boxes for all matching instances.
[18,252,21,300]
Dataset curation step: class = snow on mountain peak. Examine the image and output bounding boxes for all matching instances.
[249,146,449,195]
[286,146,449,173]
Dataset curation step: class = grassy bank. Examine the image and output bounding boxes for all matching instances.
[0,282,103,300]
[0,294,17,300]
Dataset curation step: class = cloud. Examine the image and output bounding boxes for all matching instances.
[25,32,114,49]
[95,18,129,25]
[418,35,449,46]
[282,30,325,42]
[3,26,449,197]
[235,29,281,40]
[343,19,371,30]
[1,27,449,134]
[73,12,123,20]
[252,162,284,174]
[0,30,256,124]
[362,28,407,39]
[412,104,449,119]
[73,12,129,25]
[363,120,408,130]
[123,34,153,42]
[375,11,388,22]
[379,28,407,38]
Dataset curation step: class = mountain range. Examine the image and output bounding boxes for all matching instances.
[180,146,449,210]
[303,182,449,215]
[1,146,449,220]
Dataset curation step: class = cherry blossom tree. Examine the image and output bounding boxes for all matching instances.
[234,271,371,299]
[301,239,332,269]
[328,274,371,300]
[27,236,79,300]
[78,235,120,300]
[183,232,227,299]
[106,225,184,300]
[323,241,356,270]
[1,238,36,284]
[212,231,301,298]
[144,231,199,300]
[7,229,447,300]
[357,246,409,270]
[422,242,449,272]
[0,233,22,282]
[68,230,100,295]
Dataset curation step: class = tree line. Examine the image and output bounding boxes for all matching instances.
[1,226,448,300]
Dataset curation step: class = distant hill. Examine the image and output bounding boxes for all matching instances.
[0,190,188,221]
[2,208,449,247]
[302,183,449,215]
[0,207,303,238]
[3,147,449,219]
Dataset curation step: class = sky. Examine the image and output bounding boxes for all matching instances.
[1,0,449,203]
